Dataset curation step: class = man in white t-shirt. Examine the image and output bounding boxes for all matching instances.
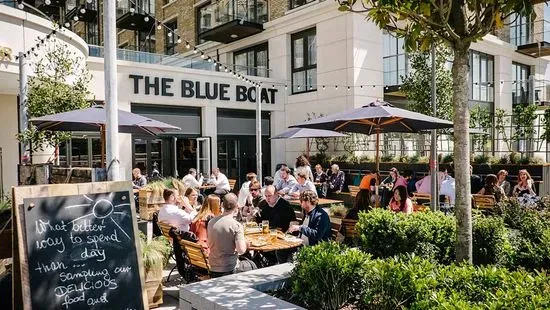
[182,168,204,188]
[209,168,231,195]
[440,168,456,205]
[158,189,195,232]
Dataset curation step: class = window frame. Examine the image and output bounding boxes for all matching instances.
[291,27,317,94]
[382,31,409,87]
[512,62,531,105]
[469,50,494,103]
[233,43,269,77]
[164,19,177,55]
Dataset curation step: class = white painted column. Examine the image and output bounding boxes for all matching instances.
[201,106,218,170]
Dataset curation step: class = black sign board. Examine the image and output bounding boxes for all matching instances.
[12,182,146,310]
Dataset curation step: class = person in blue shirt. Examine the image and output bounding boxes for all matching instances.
[288,190,331,246]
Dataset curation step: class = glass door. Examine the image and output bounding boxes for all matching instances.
[196,137,211,177]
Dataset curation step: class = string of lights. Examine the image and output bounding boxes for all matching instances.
[14,26,58,61]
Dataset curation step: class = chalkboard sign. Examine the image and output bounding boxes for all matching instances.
[12,182,146,310]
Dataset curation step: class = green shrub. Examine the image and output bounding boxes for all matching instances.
[441,153,453,163]
[380,153,395,162]
[357,209,456,263]
[472,216,512,266]
[290,242,370,310]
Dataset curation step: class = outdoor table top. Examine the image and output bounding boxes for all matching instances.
[198,185,216,189]
[245,232,303,251]
[287,198,344,206]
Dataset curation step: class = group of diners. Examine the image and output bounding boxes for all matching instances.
[348,164,539,216]
[156,163,332,277]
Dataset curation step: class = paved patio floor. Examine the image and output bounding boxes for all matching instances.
[156,259,182,310]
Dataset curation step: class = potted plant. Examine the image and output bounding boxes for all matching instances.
[140,232,171,308]
[329,204,348,218]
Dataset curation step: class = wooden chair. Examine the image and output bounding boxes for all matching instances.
[228,179,237,192]
[412,192,431,204]
[340,219,359,245]
[348,185,361,198]
[330,221,342,242]
[179,239,211,281]
[156,221,178,282]
[294,210,304,224]
[472,194,496,210]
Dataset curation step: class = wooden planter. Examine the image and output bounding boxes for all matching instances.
[139,189,165,221]
[143,265,164,308]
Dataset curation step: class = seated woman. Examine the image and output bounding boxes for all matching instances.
[183,187,201,212]
[345,189,372,220]
[388,186,413,214]
[497,170,511,196]
[478,174,506,203]
[512,169,536,198]
[190,195,221,253]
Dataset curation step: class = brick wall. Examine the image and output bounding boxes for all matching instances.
[269,0,287,21]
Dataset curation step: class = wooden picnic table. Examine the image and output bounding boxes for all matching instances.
[198,185,216,190]
[245,232,303,251]
[287,198,344,207]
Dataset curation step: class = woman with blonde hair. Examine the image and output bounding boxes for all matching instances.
[295,155,313,181]
[190,195,221,252]
[512,169,536,197]
[497,170,511,196]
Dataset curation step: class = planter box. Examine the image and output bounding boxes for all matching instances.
[0,210,11,259]
[143,266,164,308]
[139,189,164,221]
[18,165,107,185]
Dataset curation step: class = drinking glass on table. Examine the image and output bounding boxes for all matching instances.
[262,220,270,234]
[288,221,300,234]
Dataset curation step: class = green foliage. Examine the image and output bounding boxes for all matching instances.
[472,216,512,266]
[541,108,550,143]
[139,232,172,269]
[380,153,395,162]
[472,154,491,164]
[470,105,492,152]
[290,242,370,310]
[441,153,453,163]
[290,246,550,309]
[513,104,538,142]
[18,42,92,152]
[401,46,453,121]
[357,209,456,263]
[329,203,348,217]
[0,196,11,213]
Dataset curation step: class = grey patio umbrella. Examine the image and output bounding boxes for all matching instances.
[30,105,180,135]
[290,100,453,206]
[271,128,347,158]
[30,105,180,167]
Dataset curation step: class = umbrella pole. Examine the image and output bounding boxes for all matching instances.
[306,138,310,159]
[375,128,380,208]
[101,124,106,168]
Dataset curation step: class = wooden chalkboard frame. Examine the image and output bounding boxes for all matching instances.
[12,181,148,310]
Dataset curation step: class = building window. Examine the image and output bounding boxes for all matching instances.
[510,13,530,46]
[291,28,316,94]
[233,43,268,77]
[290,0,316,10]
[512,62,531,105]
[137,31,155,53]
[469,50,494,102]
[383,31,408,86]
[86,20,99,46]
[165,19,177,55]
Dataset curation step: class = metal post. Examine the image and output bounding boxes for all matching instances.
[18,52,28,163]
[104,0,120,181]
[256,85,262,184]
[430,44,438,211]
[173,136,178,178]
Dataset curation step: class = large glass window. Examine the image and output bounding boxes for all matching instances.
[512,62,531,105]
[291,28,316,94]
[233,43,268,77]
[383,31,408,86]
[164,19,177,55]
[469,50,494,102]
[290,0,316,10]
[510,13,530,46]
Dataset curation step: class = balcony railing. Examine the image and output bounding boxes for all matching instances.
[198,0,268,34]
[88,45,273,76]
[511,20,550,57]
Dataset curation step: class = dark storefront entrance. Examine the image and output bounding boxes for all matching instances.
[131,104,204,178]
[217,109,271,187]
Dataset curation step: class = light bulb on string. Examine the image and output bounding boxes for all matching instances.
[347,86,351,91]
[177,38,182,44]
[167,32,172,37]
[185,42,190,49]
[130,7,135,13]
[200,52,206,59]
[224,67,229,72]
[322,85,325,90]
[157,23,162,30]
[284,85,288,90]
[193,48,198,54]
[64,22,70,28]
[73,16,79,21]
[80,8,86,14]
[297,85,301,90]
[17,3,24,9]
[335,85,338,90]
[144,16,149,22]
[45,0,51,5]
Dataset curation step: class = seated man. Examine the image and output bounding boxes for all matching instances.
[208,167,231,196]
[256,185,296,232]
[288,171,316,199]
[288,190,331,246]
[275,166,297,196]
[158,189,195,232]
[207,193,256,277]
[182,168,204,188]
[327,164,345,195]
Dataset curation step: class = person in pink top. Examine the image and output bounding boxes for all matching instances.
[415,170,445,194]
[389,168,408,189]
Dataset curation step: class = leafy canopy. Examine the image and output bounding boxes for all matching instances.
[338,0,534,51]
[401,44,453,121]
[19,41,92,152]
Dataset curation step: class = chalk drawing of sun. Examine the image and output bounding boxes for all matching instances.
[66,193,132,240]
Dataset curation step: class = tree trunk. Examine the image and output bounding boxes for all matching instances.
[452,45,472,263]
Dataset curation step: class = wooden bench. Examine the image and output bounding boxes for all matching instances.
[228,179,237,192]
[348,185,361,198]
[331,222,342,242]
[156,221,178,282]
[472,194,496,210]
[179,239,211,281]
[412,192,431,204]
[340,219,359,244]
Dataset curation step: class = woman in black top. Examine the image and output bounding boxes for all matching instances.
[478,174,505,203]
[345,189,372,220]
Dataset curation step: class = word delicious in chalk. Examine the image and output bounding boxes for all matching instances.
[129,74,279,104]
